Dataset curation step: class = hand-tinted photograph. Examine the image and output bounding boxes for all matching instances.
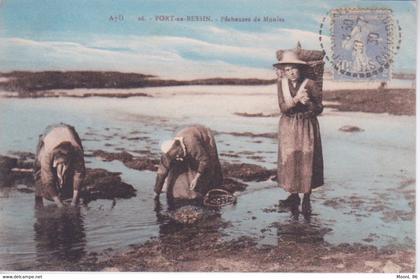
[0,0,416,274]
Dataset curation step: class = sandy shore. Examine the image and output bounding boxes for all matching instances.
[1,85,415,116]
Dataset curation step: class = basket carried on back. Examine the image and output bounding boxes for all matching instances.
[276,42,325,90]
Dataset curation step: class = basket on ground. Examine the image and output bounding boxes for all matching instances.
[203,189,237,208]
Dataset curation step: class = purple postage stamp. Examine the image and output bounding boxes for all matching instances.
[330,8,395,80]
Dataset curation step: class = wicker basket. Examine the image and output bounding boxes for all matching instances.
[276,48,325,62]
[169,205,205,224]
[203,189,237,208]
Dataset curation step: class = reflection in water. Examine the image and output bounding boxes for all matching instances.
[154,198,184,235]
[153,198,225,246]
[275,208,332,244]
[33,206,86,264]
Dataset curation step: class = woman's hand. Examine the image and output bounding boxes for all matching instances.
[70,190,79,207]
[294,89,309,105]
[52,196,65,208]
[189,173,202,191]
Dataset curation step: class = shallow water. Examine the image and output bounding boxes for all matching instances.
[0,89,415,270]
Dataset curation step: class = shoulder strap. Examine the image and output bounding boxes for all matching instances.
[297,79,309,96]
[281,78,294,108]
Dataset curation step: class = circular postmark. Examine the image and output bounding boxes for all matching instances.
[318,8,402,80]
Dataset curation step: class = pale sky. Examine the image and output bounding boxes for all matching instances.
[0,0,416,79]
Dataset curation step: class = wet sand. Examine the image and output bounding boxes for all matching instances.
[48,235,414,272]
[1,85,415,116]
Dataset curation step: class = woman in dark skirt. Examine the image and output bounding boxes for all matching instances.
[273,51,324,214]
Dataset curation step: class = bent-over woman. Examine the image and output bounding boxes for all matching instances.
[154,124,223,207]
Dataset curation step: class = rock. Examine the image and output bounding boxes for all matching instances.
[1,153,137,202]
[365,261,382,269]
[16,184,34,193]
[91,149,159,171]
[93,150,133,162]
[382,260,401,273]
[222,162,276,182]
[0,156,18,188]
[322,200,342,209]
[220,153,240,158]
[339,125,364,133]
[0,154,35,188]
[81,168,136,202]
[222,178,247,192]
[262,206,278,213]
[10,167,34,182]
[399,178,416,189]
[123,158,158,172]
[8,152,36,170]
[0,172,14,188]
[336,264,345,269]
[221,131,277,139]
[0,156,18,170]
[8,151,35,161]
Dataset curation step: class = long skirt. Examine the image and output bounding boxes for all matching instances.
[166,162,200,200]
[277,114,324,193]
[166,154,223,201]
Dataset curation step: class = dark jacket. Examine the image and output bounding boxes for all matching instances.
[155,125,223,199]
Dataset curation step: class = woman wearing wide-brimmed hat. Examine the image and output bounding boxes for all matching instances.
[273,50,324,215]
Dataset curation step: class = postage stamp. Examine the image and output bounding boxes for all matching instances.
[330,8,395,80]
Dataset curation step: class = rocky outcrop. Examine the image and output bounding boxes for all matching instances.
[222,162,276,182]
[92,150,159,171]
[81,168,136,202]
[0,153,136,203]
[339,125,364,133]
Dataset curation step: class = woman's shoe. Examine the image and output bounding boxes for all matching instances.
[279,193,300,208]
[302,194,311,214]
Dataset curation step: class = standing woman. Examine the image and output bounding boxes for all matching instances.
[274,50,324,214]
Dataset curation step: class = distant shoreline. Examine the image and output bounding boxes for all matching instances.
[0,88,415,117]
[0,71,276,93]
[0,70,415,93]
[0,71,415,116]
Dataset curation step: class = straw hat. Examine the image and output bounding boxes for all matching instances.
[273,50,307,68]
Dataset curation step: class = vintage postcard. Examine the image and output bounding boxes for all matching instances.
[0,0,416,276]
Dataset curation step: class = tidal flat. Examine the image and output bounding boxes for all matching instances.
[0,85,415,272]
